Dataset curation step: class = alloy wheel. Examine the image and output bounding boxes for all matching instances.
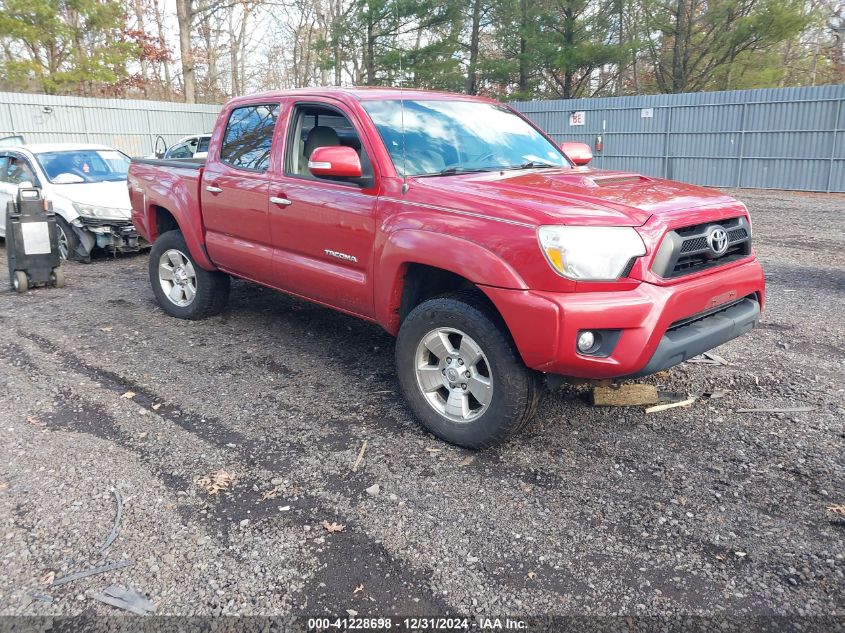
[158,249,197,307]
[414,327,493,422]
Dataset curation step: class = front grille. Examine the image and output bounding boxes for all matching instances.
[652,216,752,279]
[79,217,135,230]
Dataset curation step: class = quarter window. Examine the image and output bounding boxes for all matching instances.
[220,104,279,171]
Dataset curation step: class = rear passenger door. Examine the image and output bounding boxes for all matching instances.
[201,102,280,284]
[268,99,380,318]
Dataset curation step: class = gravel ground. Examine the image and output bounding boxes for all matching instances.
[0,189,842,624]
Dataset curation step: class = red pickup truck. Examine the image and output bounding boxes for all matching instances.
[129,87,764,448]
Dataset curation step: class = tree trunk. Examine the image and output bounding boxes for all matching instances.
[366,17,376,85]
[176,0,196,103]
[671,0,686,93]
[466,0,482,94]
[518,0,528,94]
[562,5,574,98]
[133,0,149,96]
[152,0,172,99]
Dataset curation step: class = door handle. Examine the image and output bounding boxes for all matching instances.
[269,196,292,206]
[205,185,222,194]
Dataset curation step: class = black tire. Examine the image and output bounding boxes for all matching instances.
[396,291,542,449]
[149,230,230,320]
[55,216,86,262]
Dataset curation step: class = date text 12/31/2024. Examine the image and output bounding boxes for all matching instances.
[307,616,529,630]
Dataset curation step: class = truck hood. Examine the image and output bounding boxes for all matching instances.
[411,168,741,226]
[50,181,132,217]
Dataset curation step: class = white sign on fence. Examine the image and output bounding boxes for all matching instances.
[641,108,654,118]
[569,111,585,126]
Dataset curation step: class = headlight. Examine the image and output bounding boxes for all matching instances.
[72,202,129,220]
[538,225,646,281]
[739,202,752,237]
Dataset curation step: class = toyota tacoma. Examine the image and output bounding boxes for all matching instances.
[128,88,764,448]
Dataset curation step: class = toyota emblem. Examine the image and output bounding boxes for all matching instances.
[707,226,729,256]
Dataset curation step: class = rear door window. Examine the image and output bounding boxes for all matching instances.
[220,104,279,171]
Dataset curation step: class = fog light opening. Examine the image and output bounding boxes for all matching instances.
[577,331,596,352]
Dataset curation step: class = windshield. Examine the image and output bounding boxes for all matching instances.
[363,100,569,177]
[35,149,130,184]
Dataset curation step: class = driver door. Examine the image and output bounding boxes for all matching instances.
[268,100,380,318]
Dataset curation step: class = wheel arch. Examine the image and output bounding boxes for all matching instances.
[375,229,527,335]
[147,204,216,271]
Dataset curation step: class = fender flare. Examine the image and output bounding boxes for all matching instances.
[144,203,215,271]
[375,228,528,334]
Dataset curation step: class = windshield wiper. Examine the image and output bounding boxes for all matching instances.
[507,161,559,170]
[417,166,499,178]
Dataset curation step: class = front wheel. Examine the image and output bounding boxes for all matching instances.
[396,292,541,449]
[55,216,86,262]
[149,230,230,319]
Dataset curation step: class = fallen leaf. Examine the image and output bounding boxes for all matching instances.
[120,391,136,399]
[26,416,45,427]
[137,432,148,440]
[827,505,845,517]
[40,571,55,586]
[0,482,8,491]
[353,584,364,594]
[715,554,726,562]
[164,503,176,510]
[100,327,113,332]
[195,469,234,495]
[458,456,475,467]
[735,551,747,558]
[347,609,358,617]
[152,403,162,411]
[519,482,533,493]
[527,571,537,580]
[322,520,346,533]
[424,447,442,454]
[260,489,277,501]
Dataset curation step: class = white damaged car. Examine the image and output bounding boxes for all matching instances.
[0,143,145,261]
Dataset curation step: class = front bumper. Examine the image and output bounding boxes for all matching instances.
[77,217,145,253]
[481,258,765,379]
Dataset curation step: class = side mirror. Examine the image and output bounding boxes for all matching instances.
[308,146,362,179]
[560,141,592,166]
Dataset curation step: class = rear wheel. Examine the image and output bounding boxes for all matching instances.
[149,230,229,319]
[13,270,28,293]
[396,292,541,449]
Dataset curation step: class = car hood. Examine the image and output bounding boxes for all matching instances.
[411,168,741,226]
[51,181,132,217]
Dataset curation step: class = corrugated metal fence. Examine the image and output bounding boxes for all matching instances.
[0,92,220,158]
[512,85,845,193]
[2,86,844,191]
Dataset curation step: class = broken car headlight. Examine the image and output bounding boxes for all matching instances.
[538,225,646,281]
[72,202,128,220]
